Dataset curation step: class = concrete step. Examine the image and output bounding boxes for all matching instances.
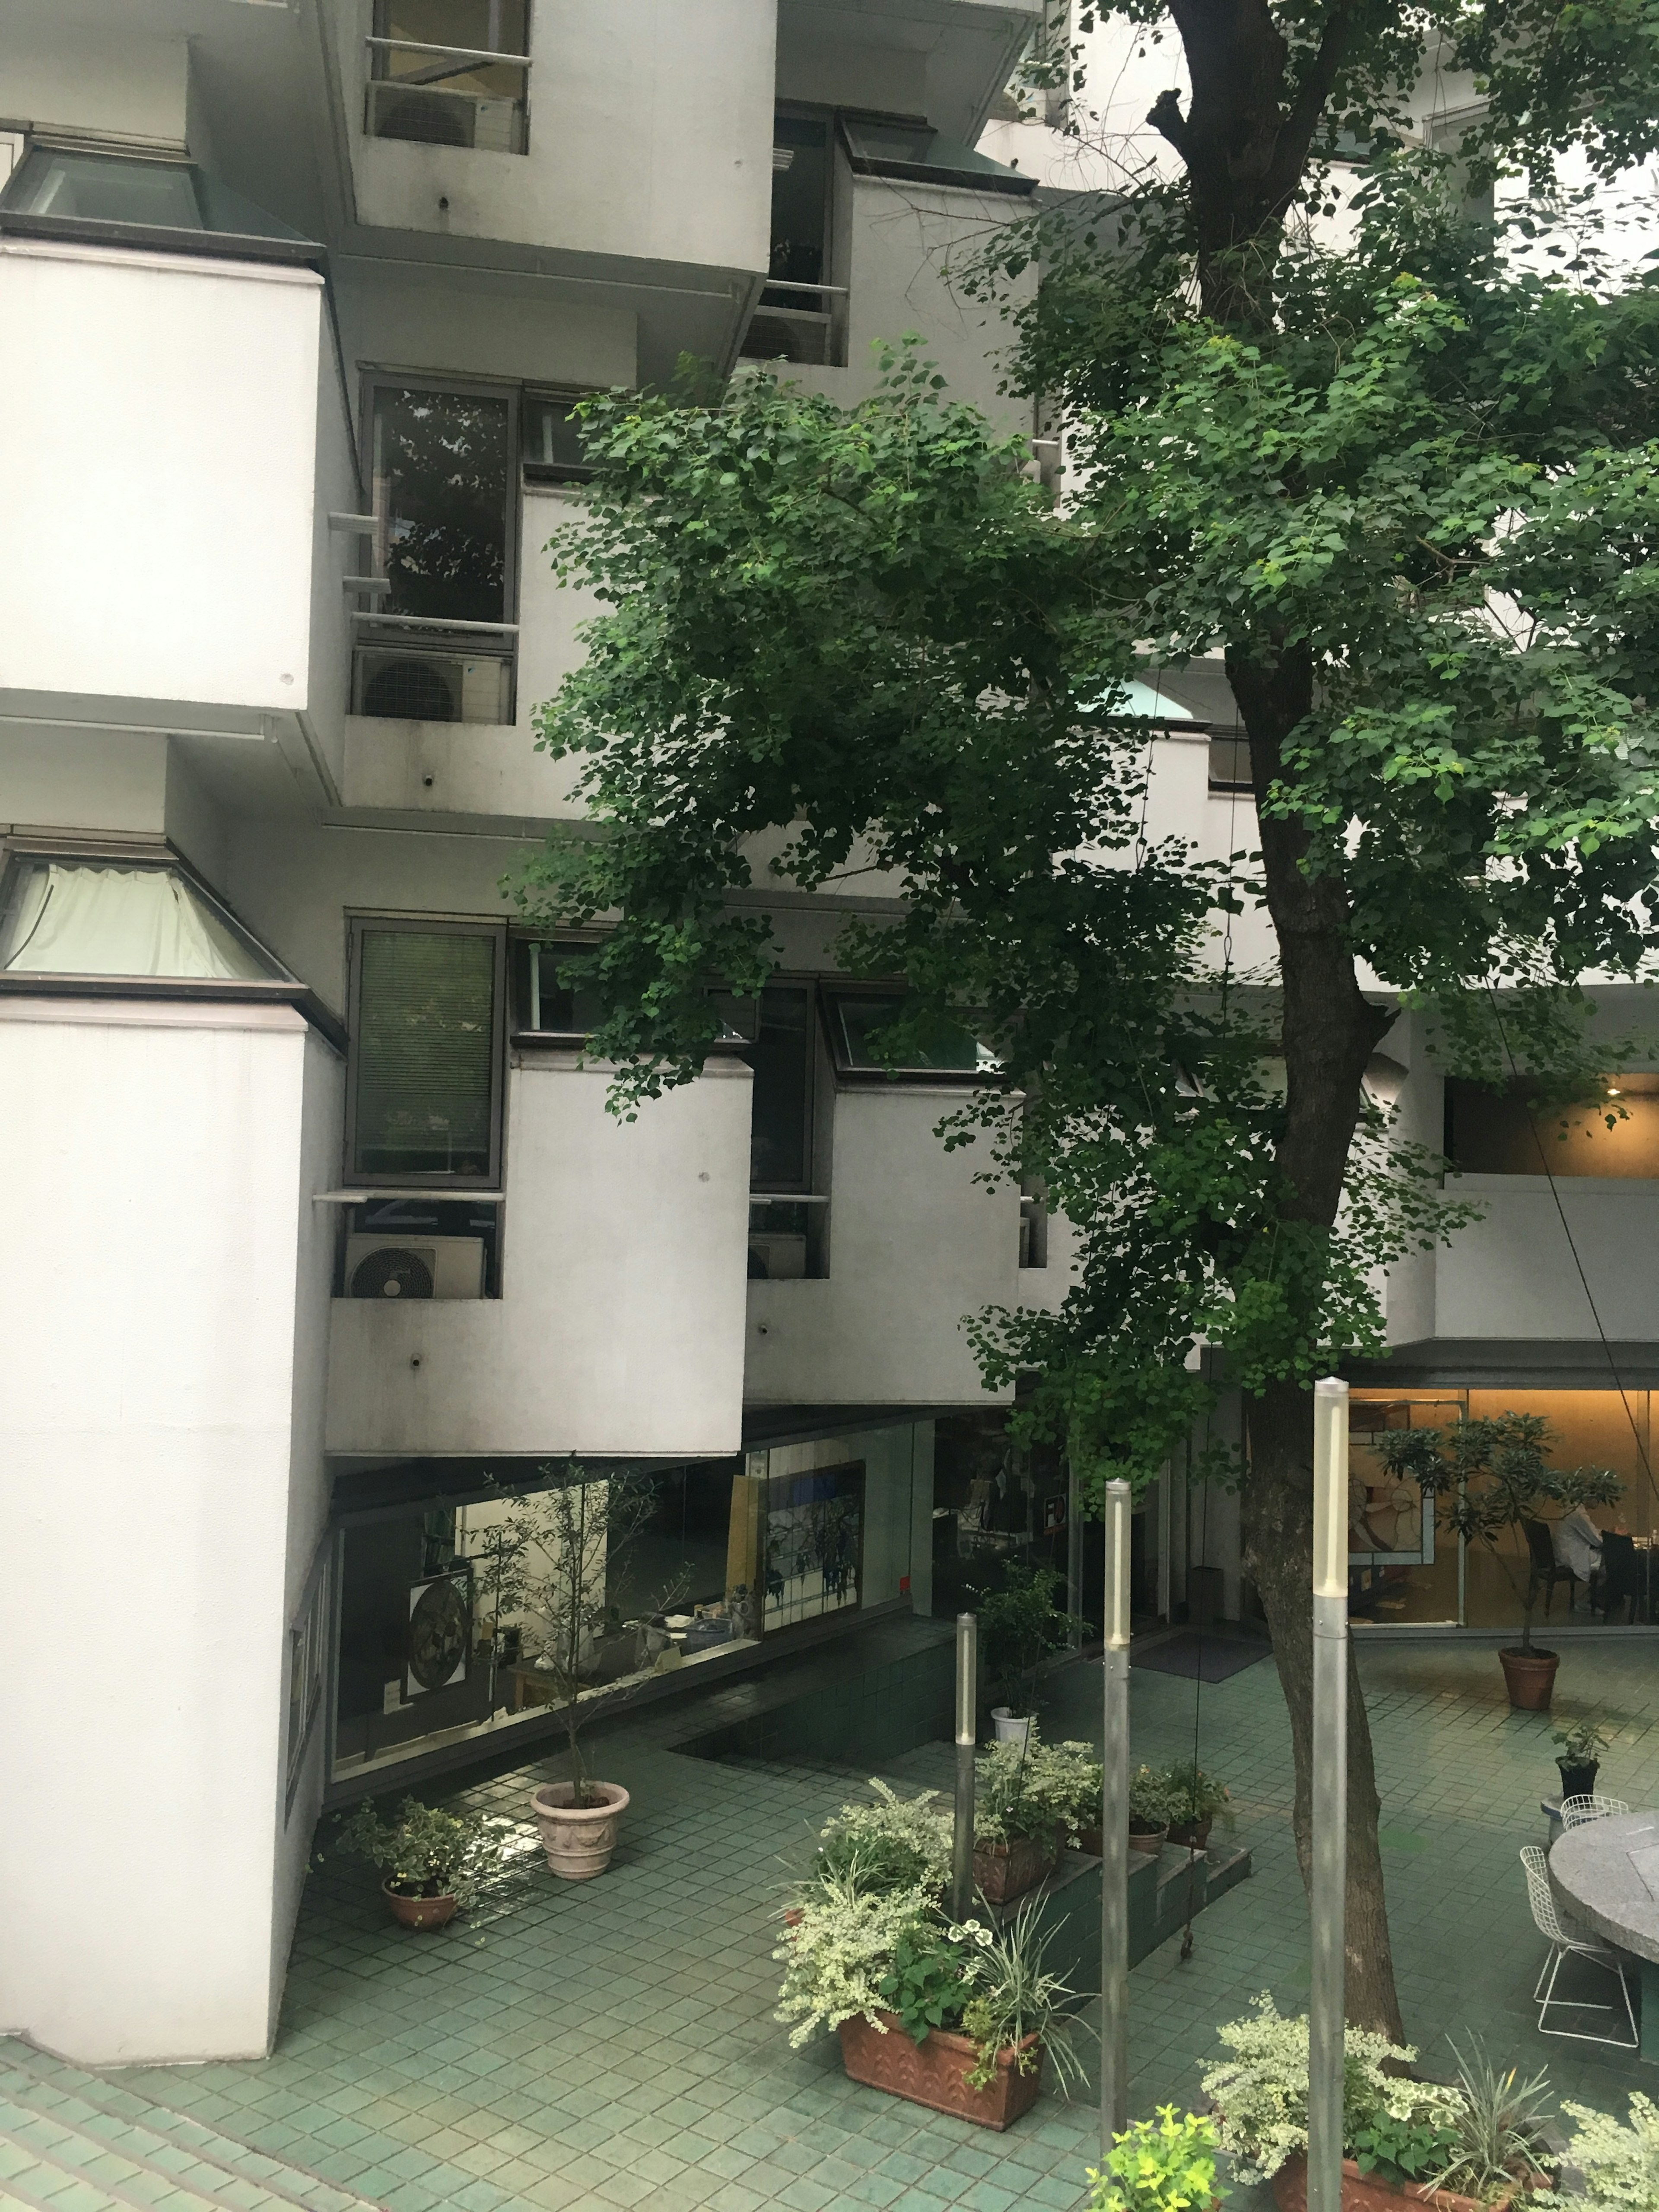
[0,2044,390,2212]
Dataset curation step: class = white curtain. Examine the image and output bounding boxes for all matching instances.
[0,863,273,980]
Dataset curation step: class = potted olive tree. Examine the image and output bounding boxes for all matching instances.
[1375,1413,1621,1711]
[511,1463,656,1879]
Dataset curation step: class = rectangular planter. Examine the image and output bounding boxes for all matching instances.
[838,2010,1044,2130]
[973,1834,1056,1904]
[1271,2152,1519,2212]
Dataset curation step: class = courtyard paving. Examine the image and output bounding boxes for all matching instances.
[13,1635,1659,2212]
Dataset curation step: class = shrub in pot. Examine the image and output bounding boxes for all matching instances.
[1375,1414,1621,1713]
[1163,1761,1233,1852]
[1087,2106,1229,2212]
[1552,1717,1611,1803]
[334,1795,513,1929]
[974,1734,1067,1901]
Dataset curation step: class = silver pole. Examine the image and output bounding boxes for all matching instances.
[1309,1379,1350,2212]
[953,1612,977,1921]
[1100,1478,1132,2147]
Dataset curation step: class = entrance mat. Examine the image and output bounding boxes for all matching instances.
[1132,1631,1273,1683]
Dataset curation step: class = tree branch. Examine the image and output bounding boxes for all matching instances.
[1147,86,1192,159]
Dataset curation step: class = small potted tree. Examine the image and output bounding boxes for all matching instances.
[512,1464,655,1878]
[1163,1762,1233,1852]
[1553,1717,1611,1802]
[335,1796,513,1929]
[975,1564,1082,1745]
[1376,1413,1622,1711]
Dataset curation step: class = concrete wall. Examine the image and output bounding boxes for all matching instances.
[0,241,322,714]
[0,16,188,147]
[0,998,319,2063]
[746,1085,1018,1405]
[326,1055,754,1457]
[332,262,636,403]
[340,0,775,274]
[1437,1178,1659,1339]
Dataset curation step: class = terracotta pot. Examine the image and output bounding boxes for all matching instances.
[1499,1647,1559,1712]
[782,1906,804,1929]
[381,1881,458,1930]
[530,1780,630,1880]
[972,1833,1057,1904]
[838,2010,1043,2130]
[1129,1821,1169,1859]
[1272,2151,1520,2212]
[1167,1817,1213,1852]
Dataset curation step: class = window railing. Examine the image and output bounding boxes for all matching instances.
[748,1193,829,1281]
[364,36,530,153]
[741,282,847,368]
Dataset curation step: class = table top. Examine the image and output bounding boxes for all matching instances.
[1551,1809,1659,1964]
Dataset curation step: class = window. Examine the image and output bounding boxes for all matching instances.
[522,391,595,484]
[748,986,813,1190]
[0,856,285,980]
[741,112,842,367]
[354,381,517,724]
[1446,1077,1659,1178]
[366,0,530,153]
[511,937,605,1035]
[1208,736,1253,793]
[347,921,505,1185]
[0,147,317,262]
[824,991,995,1080]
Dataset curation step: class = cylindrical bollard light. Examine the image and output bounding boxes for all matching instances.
[953,1611,977,1922]
[1100,1478,1132,2148]
[1308,1379,1350,2212]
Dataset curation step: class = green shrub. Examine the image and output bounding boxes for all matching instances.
[334,1796,513,1910]
[1540,2093,1659,2212]
[810,1779,952,1897]
[1088,2107,1230,2212]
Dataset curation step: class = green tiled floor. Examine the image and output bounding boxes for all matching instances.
[18,1636,1659,2212]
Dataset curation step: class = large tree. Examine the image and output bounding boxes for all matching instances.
[513,15,1659,2036]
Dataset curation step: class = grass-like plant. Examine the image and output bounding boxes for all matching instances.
[1427,2037,1555,2202]
[810,1780,952,1898]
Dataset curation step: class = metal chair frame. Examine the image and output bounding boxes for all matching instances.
[1560,1794,1632,1829]
[1519,1845,1639,2047]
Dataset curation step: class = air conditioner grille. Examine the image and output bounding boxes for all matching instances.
[351,1245,434,1299]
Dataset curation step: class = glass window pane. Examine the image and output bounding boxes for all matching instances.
[6,151,203,228]
[523,393,593,478]
[372,388,510,626]
[830,994,991,1074]
[353,929,497,1179]
[748,985,810,1188]
[0,861,278,980]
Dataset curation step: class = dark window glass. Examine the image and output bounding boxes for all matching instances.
[368,0,530,149]
[353,928,498,1179]
[523,392,594,481]
[370,387,510,626]
[512,938,605,1033]
[828,993,990,1075]
[747,985,810,1189]
[767,115,830,289]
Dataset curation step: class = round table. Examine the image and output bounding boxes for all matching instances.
[1550,1809,1659,2059]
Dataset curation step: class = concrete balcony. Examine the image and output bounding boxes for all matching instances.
[1427,1175,1659,1342]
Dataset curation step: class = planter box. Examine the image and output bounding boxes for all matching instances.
[838,2010,1043,2130]
[1271,2151,1520,2212]
[973,1834,1056,1904]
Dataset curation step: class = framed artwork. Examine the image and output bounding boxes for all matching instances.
[405,1568,472,1697]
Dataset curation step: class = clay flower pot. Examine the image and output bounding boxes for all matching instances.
[1167,1817,1213,1852]
[838,2010,1044,2130]
[1499,1647,1559,1712]
[381,1881,458,1930]
[531,1780,630,1880]
[1272,2151,1527,2212]
[972,1833,1056,1904]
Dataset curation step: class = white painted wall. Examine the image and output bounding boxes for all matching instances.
[1436,1178,1659,1340]
[0,15,188,148]
[0,241,322,713]
[341,0,775,274]
[746,1086,1018,1405]
[332,263,637,402]
[326,1055,754,1457]
[0,998,319,2064]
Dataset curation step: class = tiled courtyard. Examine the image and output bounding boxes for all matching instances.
[10,1634,1659,2212]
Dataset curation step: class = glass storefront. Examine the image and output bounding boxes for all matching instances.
[929,1410,1074,1624]
[1349,1388,1658,1630]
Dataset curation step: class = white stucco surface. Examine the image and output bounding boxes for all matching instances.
[0,999,321,2063]
[1437,1177,1659,1340]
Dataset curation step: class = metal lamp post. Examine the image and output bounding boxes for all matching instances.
[1308,1379,1350,2212]
[1100,1478,1132,2148]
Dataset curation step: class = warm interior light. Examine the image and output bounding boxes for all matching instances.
[1608,1087,1623,1097]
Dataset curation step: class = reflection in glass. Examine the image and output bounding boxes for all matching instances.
[371,386,510,626]
[352,928,496,1179]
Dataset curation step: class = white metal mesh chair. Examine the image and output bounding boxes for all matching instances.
[1519,1845,1638,2046]
[1560,1794,1632,1828]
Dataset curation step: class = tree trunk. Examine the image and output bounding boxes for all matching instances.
[1243,1379,1405,2040]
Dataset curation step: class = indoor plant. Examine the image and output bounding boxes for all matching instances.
[974,1734,1067,1902]
[512,1464,655,1876]
[334,1795,513,1929]
[1551,1718,1611,1803]
[775,1878,1090,2129]
[1375,1414,1622,1711]
[1087,2107,1230,2212]
[975,1563,1083,1742]
[1163,1761,1233,1852]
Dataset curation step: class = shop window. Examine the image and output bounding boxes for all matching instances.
[347,920,505,1185]
[1446,1076,1659,1178]
[354,381,517,724]
[366,0,530,153]
[930,1410,1068,1626]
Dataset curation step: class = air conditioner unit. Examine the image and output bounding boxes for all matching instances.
[354,645,512,725]
[471,97,520,153]
[747,1233,807,1281]
[346,1235,486,1301]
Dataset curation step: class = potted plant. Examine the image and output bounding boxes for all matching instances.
[510,1463,657,1877]
[1163,1761,1233,1852]
[1376,1414,1622,1711]
[974,1563,1083,1743]
[1552,1718,1611,1802]
[334,1795,513,1929]
[1024,1734,1106,1853]
[806,1780,953,1904]
[974,1734,1067,1902]
[1087,2107,1230,2212]
[775,1877,1090,2130]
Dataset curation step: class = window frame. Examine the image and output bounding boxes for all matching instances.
[366,0,533,155]
[740,103,849,370]
[345,915,509,1191]
[820,985,998,1087]
[521,385,598,486]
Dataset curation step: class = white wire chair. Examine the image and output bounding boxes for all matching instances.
[1560,1794,1632,1828]
[1519,1845,1639,2046]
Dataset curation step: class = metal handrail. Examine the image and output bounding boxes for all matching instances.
[354,612,520,635]
[365,35,531,67]
[758,279,850,296]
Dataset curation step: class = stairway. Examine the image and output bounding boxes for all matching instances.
[0,2041,391,2212]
